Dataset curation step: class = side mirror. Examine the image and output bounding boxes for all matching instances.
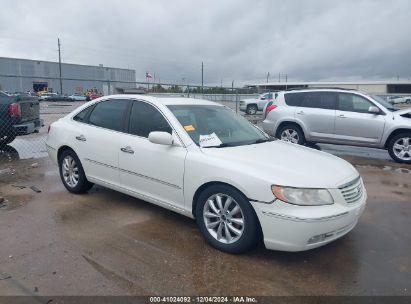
[368,106,380,114]
[148,131,174,146]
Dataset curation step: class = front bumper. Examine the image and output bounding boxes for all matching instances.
[239,104,246,111]
[14,119,44,135]
[251,188,367,252]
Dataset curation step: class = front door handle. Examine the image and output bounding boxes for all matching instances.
[120,146,134,154]
[296,111,304,115]
[75,135,87,141]
[338,114,347,119]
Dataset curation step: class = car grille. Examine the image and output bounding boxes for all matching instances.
[339,177,363,204]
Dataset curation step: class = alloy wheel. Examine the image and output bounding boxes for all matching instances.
[203,193,245,244]
[393,137,411,161]
[281,129,299,144]
[61,155,80,187]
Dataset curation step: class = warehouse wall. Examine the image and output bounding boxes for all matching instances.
[0,57,136,94]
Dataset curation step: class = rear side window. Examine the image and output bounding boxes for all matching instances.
[284,92,306,106]
[301,92,337,110]
[88,99,129,132]
[128,101,172,137]
[73,107,92,122]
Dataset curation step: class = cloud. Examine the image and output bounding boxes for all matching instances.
[0,0,410,85]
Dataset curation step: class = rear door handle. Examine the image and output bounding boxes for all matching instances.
[75,135,87,141]
[120,146,134,154]
[296,111,304,115]
[338,114,347,118]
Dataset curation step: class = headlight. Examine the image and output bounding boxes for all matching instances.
[271,185,334,206]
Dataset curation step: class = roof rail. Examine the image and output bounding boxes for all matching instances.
[284,87,357,92]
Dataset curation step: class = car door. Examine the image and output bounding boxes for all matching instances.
[72,99,130,187]
[118,100,187,208]
[334,93,386,144]
[294,91,337,140]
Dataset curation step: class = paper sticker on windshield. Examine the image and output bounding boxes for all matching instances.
[184,125,196,132]
[199,132,223,148]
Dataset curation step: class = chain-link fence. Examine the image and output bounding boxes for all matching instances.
[0,89,262,165]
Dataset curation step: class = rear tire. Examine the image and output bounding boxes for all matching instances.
[277,124,305,145]
[246,104,258,115]
[388,132,411,164]
[59,149,94,193]
[195,184,261,254]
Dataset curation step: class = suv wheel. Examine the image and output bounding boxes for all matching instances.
[59,150,94,193]
[388,133,411,164]
[406,99,411,104]
[277,124,305,145]
[246,104,258,115]
[195,185,260,254]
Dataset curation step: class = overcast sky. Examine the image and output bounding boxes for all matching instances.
[1,0,411,86]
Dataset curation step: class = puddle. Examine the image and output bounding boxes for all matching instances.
[356,164,411,174]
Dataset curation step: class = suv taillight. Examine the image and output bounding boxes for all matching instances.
[266,105,277,113]
[9,103,21,117]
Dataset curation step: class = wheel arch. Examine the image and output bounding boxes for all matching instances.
[275,120,307,139]
[384,128,411,148]
[192,181,250,218]
[57,145,76,161]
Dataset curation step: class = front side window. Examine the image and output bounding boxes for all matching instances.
[168,105,268,147]
[128,101,172,137]
[88,99,129,132]
[338,93,373,113]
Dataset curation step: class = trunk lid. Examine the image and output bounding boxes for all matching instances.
[17,95,40,122]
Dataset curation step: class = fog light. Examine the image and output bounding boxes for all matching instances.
[307,232,334,244]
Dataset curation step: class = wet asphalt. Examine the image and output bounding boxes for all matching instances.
[0,153,410,296]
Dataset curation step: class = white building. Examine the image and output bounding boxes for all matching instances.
[0,57,136,95]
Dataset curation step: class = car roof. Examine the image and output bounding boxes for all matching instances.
[107,95,222,106]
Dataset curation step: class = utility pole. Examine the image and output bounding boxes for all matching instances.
[278,72,280,82]
[201,61,204,94]
[266,72,270,83]
[58,38,63,94]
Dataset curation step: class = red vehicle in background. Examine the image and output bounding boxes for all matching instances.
[86,88,103,100]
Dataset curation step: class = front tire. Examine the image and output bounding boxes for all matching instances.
[59,149,94,193]
[195,185,261,254]
[246,104,258,115]
[277,124,305,145]
[388,133,411,164]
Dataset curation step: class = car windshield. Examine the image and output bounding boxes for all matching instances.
[370,95,397,112]
[167,105,269,147]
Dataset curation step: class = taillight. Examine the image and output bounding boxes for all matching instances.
[266,105,277,113]
[9,103,21,117]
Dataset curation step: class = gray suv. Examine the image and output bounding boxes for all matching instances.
[262,88,411,163]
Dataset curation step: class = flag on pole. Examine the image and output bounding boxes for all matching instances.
[146,72,153,79]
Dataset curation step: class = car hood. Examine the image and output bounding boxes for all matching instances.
[241,98,259,103]
[201,141,359,189]
[394,108,411,115]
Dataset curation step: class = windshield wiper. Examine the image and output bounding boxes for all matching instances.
[202,143,229,148]
[254,137,274,144]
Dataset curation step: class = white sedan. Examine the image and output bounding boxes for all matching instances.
[46,95,367,253]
